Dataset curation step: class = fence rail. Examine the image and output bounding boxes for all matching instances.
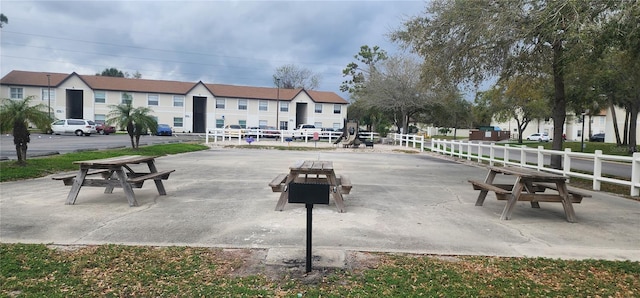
[205,128,380,145]
[393,134,638,196]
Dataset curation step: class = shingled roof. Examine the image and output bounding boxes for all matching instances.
[1,70,348,104]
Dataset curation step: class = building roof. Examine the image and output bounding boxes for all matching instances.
[1,70,348,104]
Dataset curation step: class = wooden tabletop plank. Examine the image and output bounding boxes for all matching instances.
[489,166,565,180]
[74,155,157,166]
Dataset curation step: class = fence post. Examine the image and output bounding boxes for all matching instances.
[537,146,544,170]
[520,145,527,166]
[467,141,472,160]
[489,143,495,166]
[632,152,639,196]
[504,144,510,166]
[563,148,572,177]
[593,150,602,191]
[419,136,424,152]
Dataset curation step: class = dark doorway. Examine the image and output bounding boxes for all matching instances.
[66,89,84,119]
[295,102,308,127]
[193,96,207,133]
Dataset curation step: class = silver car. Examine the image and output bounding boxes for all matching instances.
[51,119,97,136]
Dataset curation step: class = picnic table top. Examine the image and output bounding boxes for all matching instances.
[488,166,566,180]
[73,155,158,166]
[290,160,333,171]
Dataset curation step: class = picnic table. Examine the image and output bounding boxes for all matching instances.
[52,155,175,207]
[469,166,591,222]
[269,160,352,212]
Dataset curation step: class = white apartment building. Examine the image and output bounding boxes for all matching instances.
[0,70,349,133]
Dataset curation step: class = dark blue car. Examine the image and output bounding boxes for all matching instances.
[157,124,172,136]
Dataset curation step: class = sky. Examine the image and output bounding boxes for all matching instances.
[0,0,427,100]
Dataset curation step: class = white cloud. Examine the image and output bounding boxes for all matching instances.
[0,0,426,98]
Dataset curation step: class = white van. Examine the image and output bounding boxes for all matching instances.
[51,119,97,136]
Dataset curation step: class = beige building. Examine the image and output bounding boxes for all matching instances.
[0,70,349,133]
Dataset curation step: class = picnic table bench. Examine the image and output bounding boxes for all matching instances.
[269,160,351,212]
[52,155,175,207]
[470,166,591,222]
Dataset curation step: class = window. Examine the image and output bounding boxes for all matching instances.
[173,117,183,127]
[42,88,56,101]
[259,101,268,111]
[279,121,288,130]
[94,91,106,103]
[333,104,341,114]
[148,94,159,106]
[216,98,225,109]
[238,120,246,128]
[121,93,132,104]
[94,114,106,125]
[259,120,268,127]
[333,123,340,130]
[314,122,322,128]
[315,103,322,113]
[216,119,224,128]
[173,95,184,107]
[280,102,288,112]
[238,99,247,110]
[10,87,23,99]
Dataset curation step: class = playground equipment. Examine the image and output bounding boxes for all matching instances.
[334,120,372,148]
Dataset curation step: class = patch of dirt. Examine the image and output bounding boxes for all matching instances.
[222,248,383,283]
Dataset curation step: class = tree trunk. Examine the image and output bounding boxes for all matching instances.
[628,101,639,154]
[135,134,141,149]
[623,111,629,145]
[550,41,566,169]
[609,97,622,145]
[13,120,30,166]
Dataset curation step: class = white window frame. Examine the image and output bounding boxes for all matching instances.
[41,88,56,101]
[94,114,106,125]
[173,95,184,107]
[121,93,133,105]
[173,117,184,127]
[147,94,159,106]
[314,122,322,128]
[10,87,23,99]
[280,102,288,112]
[238,99,247,110]
[94,91,106,103]
[315,103,322,113]
[259,100,268,111]
[333,104,341,114]
[216,98,225,109]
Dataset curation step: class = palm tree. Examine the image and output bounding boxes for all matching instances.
[0,96,52,165]
[106,101,157,149]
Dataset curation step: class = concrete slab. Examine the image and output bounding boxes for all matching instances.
[1,143,639,263]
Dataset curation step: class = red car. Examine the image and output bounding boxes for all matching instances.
[96,124,116,135]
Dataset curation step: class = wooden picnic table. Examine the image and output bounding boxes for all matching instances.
[469,166,590,222]
[52,155,175,207]
[269,160,351,212]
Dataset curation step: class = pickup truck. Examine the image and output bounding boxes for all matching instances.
[291,124,322,139]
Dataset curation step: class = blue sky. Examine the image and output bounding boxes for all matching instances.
[0,0,427,100]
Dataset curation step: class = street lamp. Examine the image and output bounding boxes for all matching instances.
[276,78,280,130]
[46,74,51,120]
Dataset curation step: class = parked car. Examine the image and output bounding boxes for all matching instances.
[50,119,97,136]
[589,133,605,142]
[96,123,116,135]
[156,124,173,136]
[525,133,550,142]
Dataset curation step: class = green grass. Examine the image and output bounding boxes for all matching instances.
[501,141,638,156]
[1,243,638,297]
[0,143,208,182]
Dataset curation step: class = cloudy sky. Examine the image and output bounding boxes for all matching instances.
[0,0,426,99]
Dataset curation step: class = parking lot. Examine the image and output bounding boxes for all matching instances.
[0,133,203,160]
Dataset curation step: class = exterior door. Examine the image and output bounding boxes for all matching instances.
[192,96,206,133]
[65,89,83,119]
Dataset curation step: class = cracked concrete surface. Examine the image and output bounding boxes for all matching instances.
[1,145,639,262]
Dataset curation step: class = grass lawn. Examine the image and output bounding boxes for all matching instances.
[1,243,638,297]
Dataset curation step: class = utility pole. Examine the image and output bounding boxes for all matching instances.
[276,78,280,130]
[46,74,51,120]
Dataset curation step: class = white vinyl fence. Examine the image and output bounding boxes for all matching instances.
[205,128,380,145]
[393,134,639,196]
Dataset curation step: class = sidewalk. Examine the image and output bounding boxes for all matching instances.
[1,145,638,263]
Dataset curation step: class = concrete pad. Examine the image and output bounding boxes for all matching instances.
[265,247,346,269]
[1,143,639,262]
